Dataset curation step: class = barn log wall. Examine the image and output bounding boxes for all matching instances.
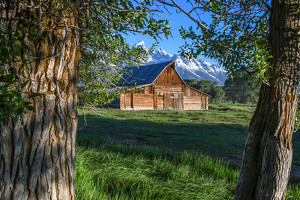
[120,86,209,110]
[154,85,182,93]
[120,93,154,110]
[184,96,202,110]
[154,65,182,85]
[133,94,154,110]
[182,86,209,110]
[120,94,124,109]
[120,93,133,110]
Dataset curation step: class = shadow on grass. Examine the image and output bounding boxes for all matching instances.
[77,115,249,163]
[78,111,300,166]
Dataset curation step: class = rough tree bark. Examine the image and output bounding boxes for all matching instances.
[0,1,81,199]
[235,1,300,199]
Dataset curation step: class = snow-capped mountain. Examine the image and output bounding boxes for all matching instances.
[134,40,227,85]
[133,40,147,50]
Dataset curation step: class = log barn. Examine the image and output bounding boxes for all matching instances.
[111,60,210,110]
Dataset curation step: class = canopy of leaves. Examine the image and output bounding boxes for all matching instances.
[1,0,173,119]
[223,72,259,104]
[78,0,172,105]
[174,0,270,80]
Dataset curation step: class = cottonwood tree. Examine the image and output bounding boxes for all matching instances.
[0,1,170,199]
[158,0,299,199]
[223,72,259,104]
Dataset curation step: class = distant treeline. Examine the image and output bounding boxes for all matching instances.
[184,73,260,104]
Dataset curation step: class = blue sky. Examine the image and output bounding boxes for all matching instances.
[124,2,218,65]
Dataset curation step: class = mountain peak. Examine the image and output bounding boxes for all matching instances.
[133,40,147,49]
[155,48,168,55]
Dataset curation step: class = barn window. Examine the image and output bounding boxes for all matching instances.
[171,93,179,98]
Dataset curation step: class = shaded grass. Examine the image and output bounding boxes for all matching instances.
[77,103,300,165]
[77,104,251,160]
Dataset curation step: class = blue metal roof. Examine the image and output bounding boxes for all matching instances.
[120,60,175,85]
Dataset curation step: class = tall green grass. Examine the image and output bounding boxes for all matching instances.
[75,144,300,199]
[76,144,238,200]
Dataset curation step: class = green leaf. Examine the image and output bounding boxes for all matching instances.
[212,2,217,11]
[3,74,14,83]
[23,101,32,106]
[27,34,35,41]
[16,108,23,115]
[21,80,29,89]
[13,115,19,125]
[15,44,21,56]
[26,106,35,112]
[7,40,14,46]
[29,93,44,98]
[24,64,29,74]
[0,112,11,119]
[0,57,8,64]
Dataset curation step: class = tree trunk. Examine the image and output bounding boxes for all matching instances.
[235,1,300,199]
[0,1,81,199]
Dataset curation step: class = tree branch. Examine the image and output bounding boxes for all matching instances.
[95,4,159,13]
[170,0,208,29]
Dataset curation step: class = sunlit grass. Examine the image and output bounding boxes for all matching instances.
[75,144,237,200]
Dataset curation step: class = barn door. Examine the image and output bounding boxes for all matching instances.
[163,93,170,109]
[124,94,132,109]
[201,97,206,110]
[172,93,183,110]
[177,93,184,110]
[163,93,183,110]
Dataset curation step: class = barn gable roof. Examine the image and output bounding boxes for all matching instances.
[121,60,176,85]
[120,60,210,98]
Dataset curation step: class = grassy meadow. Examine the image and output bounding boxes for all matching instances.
[75,103,300,199]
